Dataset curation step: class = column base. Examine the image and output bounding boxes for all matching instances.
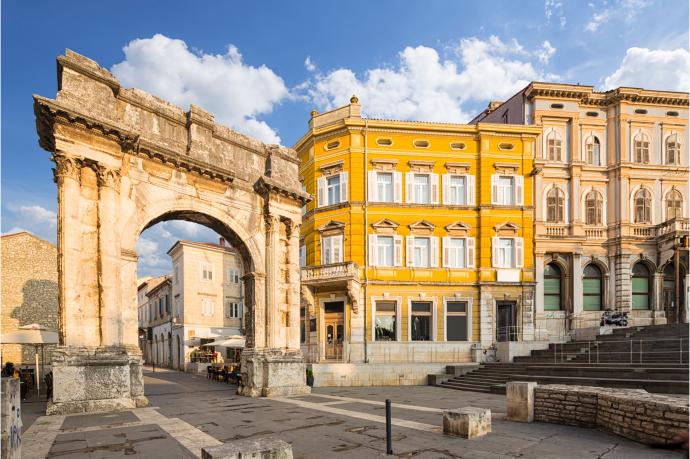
[46,345,148,415]
[238,349,311,398]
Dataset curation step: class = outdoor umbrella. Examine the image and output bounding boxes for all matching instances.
[205,335,246,348]
[1,323,59,394]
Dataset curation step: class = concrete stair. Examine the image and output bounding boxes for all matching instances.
[434,324,689,394]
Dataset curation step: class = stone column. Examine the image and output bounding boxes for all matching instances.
[615,253,632,311]
[96,166,122,346]
[286,220,301,351]
[572,253,583,316]
[535,253,545,315]
[265,214,281,349]
[52,154,84,345]
[243,272,266,349]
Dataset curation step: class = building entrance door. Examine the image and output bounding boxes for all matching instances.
[324,301,344,360]
[496,301,517,342]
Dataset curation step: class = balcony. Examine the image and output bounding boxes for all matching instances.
[656,218,689,237]
[584,227,606,239]
[544,224,568,237]
[301,261,361,313]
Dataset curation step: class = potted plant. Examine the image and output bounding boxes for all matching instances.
[305,367,314,387]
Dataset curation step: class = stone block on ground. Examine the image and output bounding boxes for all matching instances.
[506,381,537,422]
[443,406,491,438]
[202,436,293,459]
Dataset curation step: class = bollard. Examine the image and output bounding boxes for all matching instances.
[385,399,392,455]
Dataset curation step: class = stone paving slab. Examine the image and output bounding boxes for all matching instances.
[61,412,139,430]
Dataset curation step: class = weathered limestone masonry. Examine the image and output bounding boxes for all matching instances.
[533,384,689,445]
[33,50,310,414]
[1,378,22,459]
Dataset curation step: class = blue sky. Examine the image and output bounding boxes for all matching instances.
[2,0,688,276]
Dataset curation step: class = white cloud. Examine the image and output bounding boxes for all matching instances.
[304,36,557,123]
[18,205,56,228]
[585,0,649,32]
[111,34,288,144]
[545,0,567,29]
[603,47,690,91]
[304,56,316,72]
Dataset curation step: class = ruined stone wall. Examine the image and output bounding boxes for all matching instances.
[534,384,689,445]
[0,233,58,365]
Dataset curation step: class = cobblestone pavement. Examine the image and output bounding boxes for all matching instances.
[22,367,685,458]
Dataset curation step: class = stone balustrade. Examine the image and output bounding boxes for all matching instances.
[300,262,359,282]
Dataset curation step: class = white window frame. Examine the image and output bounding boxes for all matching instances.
[442,237,475,269]
[491,174,523,206]
[405,172,439,204]
[443,297,473,342]
[407,297,438,342]
[369,234,403,267]
[200,262,214,282]
[370,296,402,342]
[442,174,475,206]
[491,237,524,269]
[201,298,214,317]
[225,300,242,319]
[321,234,343,265]
[368,170,402,203]
[317,172,348,207]
[406,236,439,268]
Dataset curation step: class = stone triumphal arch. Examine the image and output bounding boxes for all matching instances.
[34,50,310,414]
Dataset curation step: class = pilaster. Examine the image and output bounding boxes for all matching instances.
[572,253,583,315]
[265,214,281,349]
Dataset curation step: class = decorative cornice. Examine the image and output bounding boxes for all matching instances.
[255,175,311,205]
[51,153,83,184]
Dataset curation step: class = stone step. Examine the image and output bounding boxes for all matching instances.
[439,381,492,393]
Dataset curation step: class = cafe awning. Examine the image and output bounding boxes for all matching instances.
[1,323,59,344]
[205,335,245,348]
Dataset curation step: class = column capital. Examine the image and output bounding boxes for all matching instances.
[285,219,300,238]
[96,165,122,190]
[52,153,83,184]
[264,213,281,232]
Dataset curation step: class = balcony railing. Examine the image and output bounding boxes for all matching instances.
[301,261,359,283]
[545,225,567,236]
[633,225,654,237]
[656,218,689,237]
[584,227,606,239]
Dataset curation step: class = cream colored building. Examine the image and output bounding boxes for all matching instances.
[473,83,689,335]
[168,239,244,370]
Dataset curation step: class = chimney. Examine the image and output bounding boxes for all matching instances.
[219,237,225,247]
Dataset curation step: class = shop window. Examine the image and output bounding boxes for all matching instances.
[446,301,468,341]
[375,301,397,341]
[410,301,432,341]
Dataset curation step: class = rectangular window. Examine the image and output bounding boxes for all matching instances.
[410,301,432,341]
[448,175,466,205]
[497,176,515,205]
[446,301,468,341]
[321,235,343,265]
[201,263,213,281]
[544,278,562,311]
[583,279,602,311]
[492,237,524,269]
[377,172,394,202]
[201,299,214,317]
[413,237,430,267]
[375,301,397,341]
[413,174,430,204]
[299,244,306,267]
[326,175,341,205]
[446,238,466,268]
[377,235,394,267]
[225,300,242,319]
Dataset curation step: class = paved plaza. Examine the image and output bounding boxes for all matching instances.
[21,368,685,458]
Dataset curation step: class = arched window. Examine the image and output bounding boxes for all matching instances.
[633,133,650,164]
[585,136,601,165]
[585,191,603,225]
[544,263,563,311]
[666,189,683,220]
[665,134,680,165]
[546,187,565,222]
[546,130,562,161]
[634,188,652,223]
[583,264,603,311]
[632,263,651,310]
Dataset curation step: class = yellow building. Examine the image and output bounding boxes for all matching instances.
[294,97,541,365]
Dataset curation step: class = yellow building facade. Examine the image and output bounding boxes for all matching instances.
[295,97,541,364]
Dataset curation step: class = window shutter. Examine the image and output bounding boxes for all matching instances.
[394,172,403,203]
[368,171,378,202]
[406,172,414,203]
[442,174,450,205]
[430,236,439,267]
[430,174,439,204]
[406,236,414,267]
[467,175,476,206]
[317,176,326,207]
[442,236,450,268]
[368,234,378,266]
[515,175,524,206]
[467,237,475,268]
[340,172,348,203]
[492,237,499,267]
[333,235,343,263]
[515,237,524,268]
[321,236,329,265]
[491,174,498,205]
[394,235,403,266]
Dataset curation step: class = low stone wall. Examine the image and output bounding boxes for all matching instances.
[1,378,22,459]
[311,363,452,387]
[533,384,689,445]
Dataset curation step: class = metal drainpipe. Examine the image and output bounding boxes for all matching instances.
[363,119,369,363]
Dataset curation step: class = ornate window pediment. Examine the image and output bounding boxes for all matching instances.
[372,218,399,233]
[494,221,519,236]
[318,220,346,235]
[445,221,471,237]
[409,220,436,235]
